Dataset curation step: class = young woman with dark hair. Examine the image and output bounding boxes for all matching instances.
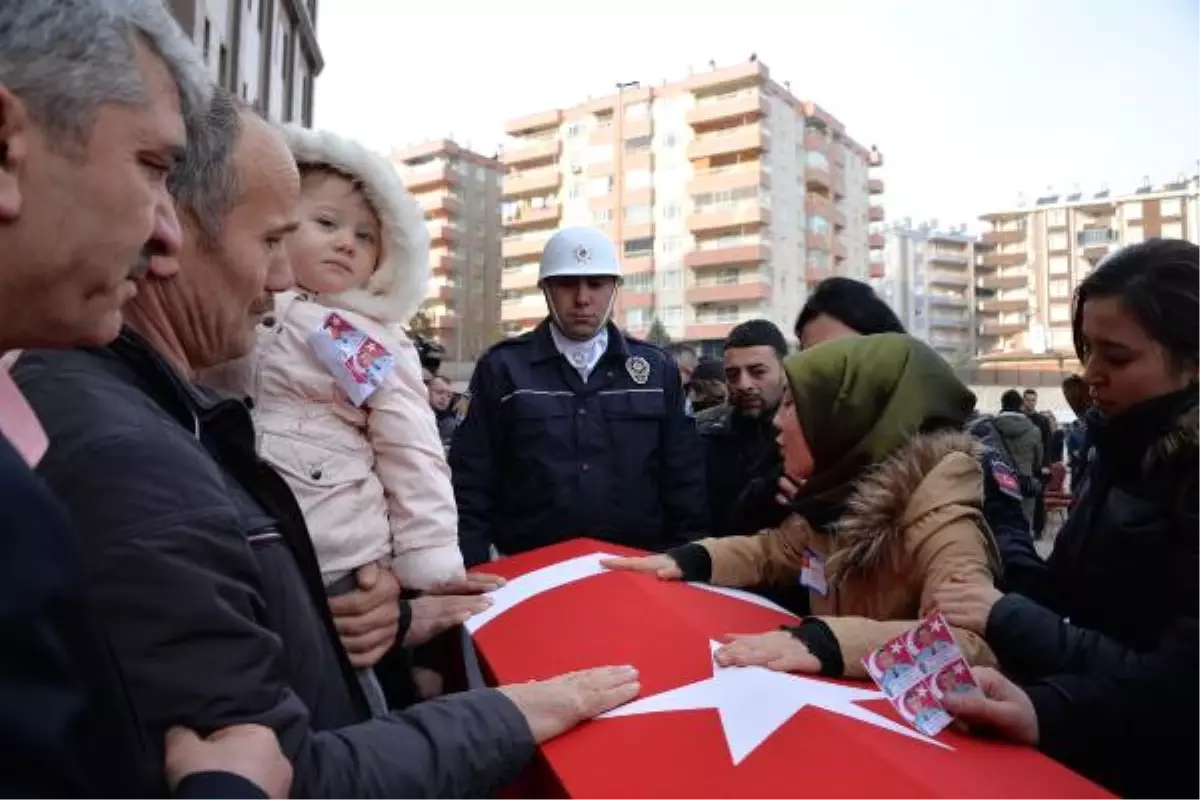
[792,277,905,348]
[935,238,1199,799]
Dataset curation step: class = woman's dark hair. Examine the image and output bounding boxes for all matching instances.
[794,277,906,340]
[1072,238,1199,373]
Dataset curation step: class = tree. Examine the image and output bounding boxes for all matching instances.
[408,309,435,340]
[645,317,672,347]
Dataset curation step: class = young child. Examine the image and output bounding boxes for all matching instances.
[203,125,464,710]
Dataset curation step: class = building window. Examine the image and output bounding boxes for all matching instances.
[625,169,652,190]
[658,236,683,253]
[1047,231,1068,251]
[626,308,648,328]
[625,101,649,120]
[587,145,612,164]
[1160,197,1182,217]
[1048,255,1069,274]
[592,209,613,224]
[203,18,211,61]
[1049,279,1070,298]
[624,204,652,224]
[714,305,738,323]
[660,203,681,220]
[716,268,739,285]
[624,237,654,258]
[1162,220,1183,239]
[662,132,678,148]
[566,123,583,138]
[805,150,829,171]
[1049,304,1071,323]
[567,183,584,200]
[625,273,653,293]
[807,215,829,234]
[586,176,613,196]
[1125,201,1143,221]
[625,135,652,154]
[806,250,829,268]
[1125,226,1144,244]
[663,305,683,325]
[1046,208,1067,227]
[660,270,681,290]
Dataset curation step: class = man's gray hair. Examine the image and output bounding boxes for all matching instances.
[168,86,243,247]
[0,0,210,147]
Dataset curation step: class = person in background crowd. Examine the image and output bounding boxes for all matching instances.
[666,342,698,386]
[1060,373,1091,491]
[14,94,640,798]
[687,357,727,414]
[993,390,1044,524]
[696,320,790,537]
[935,239,1199,798]
[0,2,292,797]
[453,227,707,566]
[427,374,458,449]
[606,335,1000,679]
[791,276,1040,590]
[1022,388,1053,537]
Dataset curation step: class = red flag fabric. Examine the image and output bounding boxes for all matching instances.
[468,539,1111,799]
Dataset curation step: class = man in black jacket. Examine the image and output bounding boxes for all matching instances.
[14,91,638,798]
[0,2,291,797]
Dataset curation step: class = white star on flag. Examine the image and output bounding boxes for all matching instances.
[601,641,949,765]
[890,642,904,655]
[930,618,944,633]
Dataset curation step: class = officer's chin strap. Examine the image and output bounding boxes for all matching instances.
[543,283,620,342]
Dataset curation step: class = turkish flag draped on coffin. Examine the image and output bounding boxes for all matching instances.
[466,539,1110,799]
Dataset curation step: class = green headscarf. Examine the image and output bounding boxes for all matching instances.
[782,333,976,516]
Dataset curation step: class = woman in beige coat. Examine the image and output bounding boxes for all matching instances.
[606,334,1000,679]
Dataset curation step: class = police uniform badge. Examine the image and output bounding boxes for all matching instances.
[453,392,471,424]
[626,355,650,385]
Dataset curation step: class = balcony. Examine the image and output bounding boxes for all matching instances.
[684,323,737,340]
[686,204,771,234]
[429,222,459,246]
[805,266,830,284]
[805,231,831,251]
[684,243,769,270]
[502,138,561,168]
[501,166,561,198]
[978,298,1027,313]
[430,284,455,303]
[620,291,655,309]
[804,194,835,216]
[868,178,884,195]
[505,109,563,137]
[502,235,550,260]
[805,166,832,193]
[868,205,885,222]
[500,300,545,325]
[1082,243,1113,261]
[432,312,459,331]
[929,315,969,330]
[977,273,1028,290]
[624,255,654,275]
[868,233,885,250]
[405,164,458,192]
[685,280,771,305]
[501,266,540,291]
[980,229,1025,246]
[686,124,769,161]
[868,262,885,279]
[927,251,970,266]
[929,293,968,308]
[687,163,771,195]
[929,270,969,287]
[979,321,1025,336]
[430,252,455,278]
[504,204,561,230]
[979,251,1026,268]
[686,92,768,128]
[420,194,462,217]
[803,131,830,153]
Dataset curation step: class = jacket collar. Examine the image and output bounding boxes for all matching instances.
[108,327,236,429]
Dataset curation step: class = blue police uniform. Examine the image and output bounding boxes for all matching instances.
[450,320,709,567]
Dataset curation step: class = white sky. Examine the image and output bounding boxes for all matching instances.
[315,0,1199,226]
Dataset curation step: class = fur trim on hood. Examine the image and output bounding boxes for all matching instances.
[278,124,429,325]
[826,430,997,586]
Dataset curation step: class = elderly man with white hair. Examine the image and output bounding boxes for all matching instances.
[0,1,295,797]
[12,78,641,799]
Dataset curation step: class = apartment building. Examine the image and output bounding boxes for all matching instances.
[168,0,322,125]
[873,221,975,363]
[976,174,1199,358]
[498,60,885,351]
[392,140,506,362]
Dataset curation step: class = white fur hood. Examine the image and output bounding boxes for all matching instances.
[278,124,429,325]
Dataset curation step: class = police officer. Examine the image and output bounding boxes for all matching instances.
[451,227,708,566]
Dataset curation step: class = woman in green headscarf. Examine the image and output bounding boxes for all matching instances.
[604,334,1000,678]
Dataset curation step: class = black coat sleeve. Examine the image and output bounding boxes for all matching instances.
[728,464,790,537]
[173,772,267,799]
[450,360,500,567]
[658,357,709,543]
[45,433,534,798]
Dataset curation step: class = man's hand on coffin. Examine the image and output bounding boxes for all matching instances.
[600,554,683,580]
[427,572,508,595]
[403,593,492,648]
[498,665,641,743]
[713,630,822,673]
[329,562,401,668]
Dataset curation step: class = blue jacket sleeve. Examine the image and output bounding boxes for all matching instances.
[979,452,1048,598]
[449,360,500,567]
[658,357,709,543]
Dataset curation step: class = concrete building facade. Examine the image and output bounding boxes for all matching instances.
[874,221,975,363]
[498,60,884,353]
[392,140,506,362]
[168,0,322,125]
[976,174,1199,358]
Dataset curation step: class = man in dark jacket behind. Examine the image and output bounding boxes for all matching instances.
[14,92,638,798]
[994,390,1044,523]
[696,320,790,537]
[0,2,293,797]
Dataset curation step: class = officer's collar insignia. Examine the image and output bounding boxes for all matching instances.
[626,355,651,385]
[573,244,592,265]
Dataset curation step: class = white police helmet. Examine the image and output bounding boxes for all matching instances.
[537,227,623,285]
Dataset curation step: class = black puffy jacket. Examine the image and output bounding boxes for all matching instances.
[985,388,1199,799]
